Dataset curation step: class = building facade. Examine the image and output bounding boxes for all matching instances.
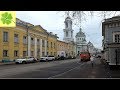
[63,16,74,43]
[102,16,120,66]
[75,28,88,55]
[57,40,75,58]
[0,18,58,61]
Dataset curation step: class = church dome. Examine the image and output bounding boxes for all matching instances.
[76,28,86,37]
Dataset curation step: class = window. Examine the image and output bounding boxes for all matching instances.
[3,32,8,42]
[42,40,45,47]
[23,36,27,44]
[51,42,52,48]
[37,49,40,56]
[54,52,56,56]
[23,51,27,57]
[51,52,52,55]
[47,52,48,55]
[31,51,34,56]
[31,38,34,45]
[66,22,68,28]
[14,34,19,43]
[14,50,18,57]
[72,51,73,55]
[37,39,40,45]
[66,31,68,37]
[3,50,8,57]
[54,43,55,48]
[115,34,120,43]
[42,52,44,56]
[47,41,49,47]
[71,31,73,37]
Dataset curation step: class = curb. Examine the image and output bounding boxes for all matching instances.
[0,62,15,66]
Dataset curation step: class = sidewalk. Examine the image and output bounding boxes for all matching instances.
[86,58,109,78]
[0,61,15,66]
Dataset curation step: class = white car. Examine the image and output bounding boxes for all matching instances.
[40,56,55,62]
[15,57,37,64]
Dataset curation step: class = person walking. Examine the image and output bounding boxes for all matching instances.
[90,55,94,67]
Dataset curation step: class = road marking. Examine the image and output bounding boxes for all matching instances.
[48,63,85,79]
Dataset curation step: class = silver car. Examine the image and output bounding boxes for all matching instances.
[15,57,37,64]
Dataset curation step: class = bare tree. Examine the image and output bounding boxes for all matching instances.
[64,11,119,27]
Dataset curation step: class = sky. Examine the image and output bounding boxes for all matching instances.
[16,11,120,50]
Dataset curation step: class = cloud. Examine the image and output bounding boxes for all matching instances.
[17,11,103,49]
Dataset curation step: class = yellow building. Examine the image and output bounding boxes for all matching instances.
[0,18,58,61]
[47,32,58,57]
[57,40,75,58]
[0,20,29,61]
[67,42,76,57]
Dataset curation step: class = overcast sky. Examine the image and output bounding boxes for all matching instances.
[16,11,120,50]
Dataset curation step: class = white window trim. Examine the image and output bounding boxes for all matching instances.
[113,32,120,43]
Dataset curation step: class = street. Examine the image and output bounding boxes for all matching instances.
[0,58,120,79]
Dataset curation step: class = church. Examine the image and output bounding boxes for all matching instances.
[63,15,74,43]
[63,14,97,56]
[75,28,88,54]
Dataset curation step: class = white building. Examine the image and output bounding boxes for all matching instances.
[75,28,88,55]
[63,16,74,43]
[75,28,98,55]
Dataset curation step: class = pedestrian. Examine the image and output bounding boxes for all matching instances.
[90,54,94,67]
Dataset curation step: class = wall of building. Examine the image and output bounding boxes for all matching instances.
[0,19,58,61]
[48,36,57,57]
[0,26,27,61]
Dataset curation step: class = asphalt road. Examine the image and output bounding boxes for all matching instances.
[1,58,120,79]
[0,59,81,78]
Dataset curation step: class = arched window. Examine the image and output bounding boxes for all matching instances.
[66,31,68,37]
[71,31,73,37]
[66,22,68,28]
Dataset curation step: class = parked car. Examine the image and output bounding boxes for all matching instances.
[15,57,37,64]
[40,55,55,62]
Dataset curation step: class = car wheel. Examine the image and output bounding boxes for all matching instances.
[33,60,36,63]
[22,61,27,64]
[46,59,48,62]
[15,62,19,64]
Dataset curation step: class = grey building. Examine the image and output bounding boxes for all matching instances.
[102,16,120,67]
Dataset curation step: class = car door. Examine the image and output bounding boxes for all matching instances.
[49,56,52,60]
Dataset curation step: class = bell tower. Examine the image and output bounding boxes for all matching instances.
[63,13,74,43]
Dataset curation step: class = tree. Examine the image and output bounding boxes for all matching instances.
[64,11,119,27]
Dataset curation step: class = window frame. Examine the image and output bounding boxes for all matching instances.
[3,50,8,57]
[3,32,8,42]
